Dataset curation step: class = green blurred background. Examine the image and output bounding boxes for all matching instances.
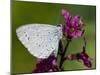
[11,0,96,74]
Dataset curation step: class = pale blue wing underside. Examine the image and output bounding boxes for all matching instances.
[16,24,62,59]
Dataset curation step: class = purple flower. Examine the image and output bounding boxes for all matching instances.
[65,45,92,68]
[79,49,92,68]
[65,50,92,68]
[61,9,84,39]
[33,55,60,73]
[76,46,92,68]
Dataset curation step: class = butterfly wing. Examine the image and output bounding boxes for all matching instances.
[16,24,62,59]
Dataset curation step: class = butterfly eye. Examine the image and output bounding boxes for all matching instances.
[57,24,62,27]
[52,47,54,49]
[57,24,61,27]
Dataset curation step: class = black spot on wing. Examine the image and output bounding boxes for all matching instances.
[52,47,54,49]
[25,34,27,37]
[39,44,41,47]
[24,32,30,41]
[28,37,30,40]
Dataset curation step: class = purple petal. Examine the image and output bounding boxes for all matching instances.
[71,15,80,26]
[62,25,67,32]
[76,30,82,37]
[49,69,53,72]
[61,9,71,25]
[61,9,71,20]
[70,31,79,38]
[70,30,82,38]
[70,32,78,38]
[79,50,92,68]
[83,59,92,68]
[52,59,57,65]
[81,50,89,59]
[33,55,59,73]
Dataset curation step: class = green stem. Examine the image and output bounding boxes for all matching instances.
[59,39,71,69]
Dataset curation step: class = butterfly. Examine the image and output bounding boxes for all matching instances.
[16,24,62,59]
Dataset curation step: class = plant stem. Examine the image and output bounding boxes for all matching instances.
[59,39,71,69]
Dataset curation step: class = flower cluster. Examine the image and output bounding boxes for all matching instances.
[33,55,60,73]
[62,9,84,39]
[32,9,92,73]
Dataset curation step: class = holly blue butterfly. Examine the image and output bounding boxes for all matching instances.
[16,24,62,59]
